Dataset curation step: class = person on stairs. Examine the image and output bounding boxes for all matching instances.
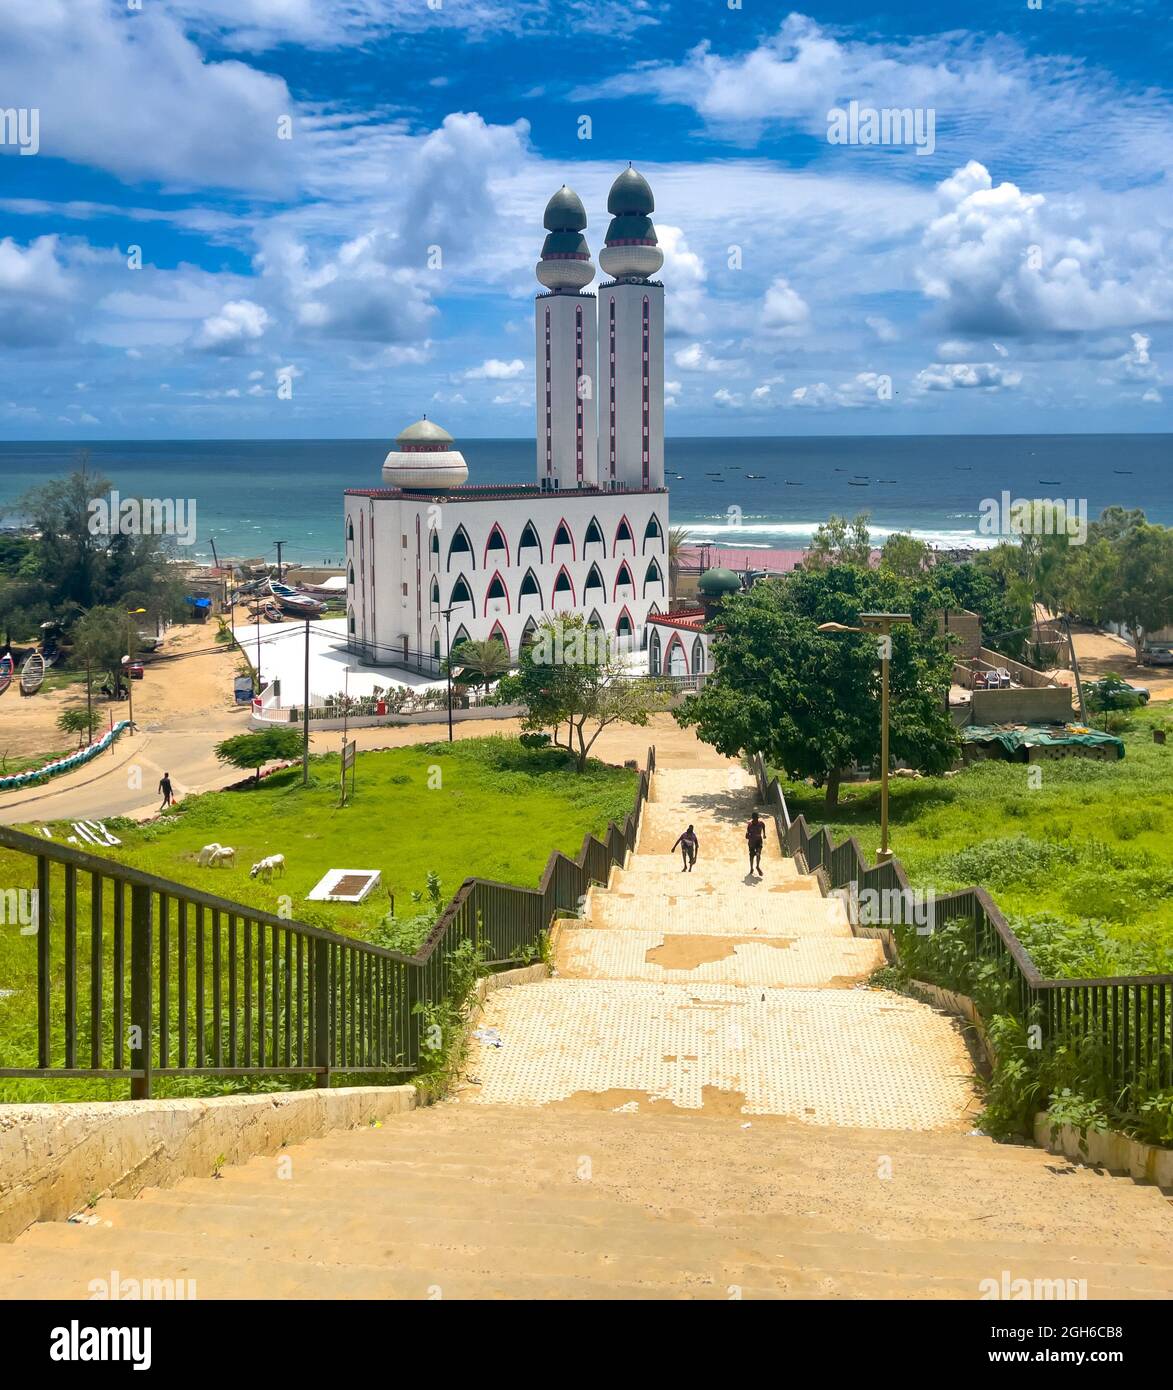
[746,812,766,876]
[672,824,699,873]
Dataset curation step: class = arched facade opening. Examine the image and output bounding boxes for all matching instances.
[447,524,474,571]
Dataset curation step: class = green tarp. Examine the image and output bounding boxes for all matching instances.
[962,724,1125,759]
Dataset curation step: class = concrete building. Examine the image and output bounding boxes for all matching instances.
[343,167,670,673]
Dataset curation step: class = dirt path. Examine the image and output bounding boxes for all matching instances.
[1048,625,1173,701]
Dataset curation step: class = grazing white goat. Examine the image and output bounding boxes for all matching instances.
[249,853,286,882]
[198,843,235,868]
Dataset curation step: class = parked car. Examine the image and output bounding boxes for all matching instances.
[1088,677,1150,705]
[128,661,145,681]
[1142,645,1173,667]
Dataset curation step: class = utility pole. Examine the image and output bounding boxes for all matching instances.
[302,615,311,785]
[274,540,289,583]
[440,604,458,743]
[125,608,145,736]
[1064,614,1087,723]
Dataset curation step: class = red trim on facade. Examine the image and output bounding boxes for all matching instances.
[612,560,635,603]
[552,564,576,606]
[482,568,511,616]
[487,620,510,656]
[613,513,635,555]
[615,603,635,636]
[549,516,577,562]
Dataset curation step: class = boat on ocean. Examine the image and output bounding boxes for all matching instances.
[0,654,12,696]
[19,651,45,696]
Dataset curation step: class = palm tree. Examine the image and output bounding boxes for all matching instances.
[667,526,690,601]
[445,637,511,691]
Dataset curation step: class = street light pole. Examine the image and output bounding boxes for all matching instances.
[817,612,912,864]
[440,604,457,743]
[125,607,146,736]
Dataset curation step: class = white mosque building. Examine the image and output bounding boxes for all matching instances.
[343,166,678,673]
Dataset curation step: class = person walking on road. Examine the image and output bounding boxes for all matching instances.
[672,824,700,873]
[158,772,174,810]
[746,811,765,876]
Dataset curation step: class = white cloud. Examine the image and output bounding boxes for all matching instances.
[790,373,893,408]
[674,342,741,373]
[918,161,1173,337]
[713,388,743,408]
[464,358,526,380]
[195,300,271,352]
[914,361,1022,392]
[761,276,810,335]
[1142,388,1162,403]
[865,315,898,343]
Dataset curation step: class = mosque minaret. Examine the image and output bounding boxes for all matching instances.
[342,165,696,675]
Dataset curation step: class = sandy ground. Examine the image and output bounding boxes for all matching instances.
[1048,625,1173,701]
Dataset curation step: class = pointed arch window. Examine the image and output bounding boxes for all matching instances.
[519,568,542,606]
[451,624,472,653]
[430,530,440,560]
[447,524,474,571]
[613,560,635,601]
[644,557,663,595]
[346,515,354,544]
[484,571,510,614]
[553,566,575,605]
[583,516,606,556]
[586,608,605,632]
[616,606,634,639]
[347,560,355,587]
[584,563,605,598]
[348,607,356,636]
[487,621,510,657]
[449,574,473,607]
[484,522,509,569]
[431,625,440,662]
[649,628,662,676]
[692,636,705,676]
[643,513,663,552]
[430,577,440,612]
[519,520,542,556]
[614,515,635,556]
[550,518,576,562]
[520,615,539,649]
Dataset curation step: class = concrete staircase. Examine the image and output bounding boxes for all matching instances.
[3,1103,1172,1299]
[3,760,1172,1299]
[463,767,976,1129]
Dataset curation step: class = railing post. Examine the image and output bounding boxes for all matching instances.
[313,937,331,1088]
[130,884,153,1100]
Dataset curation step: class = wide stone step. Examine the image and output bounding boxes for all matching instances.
[582,891,851,937]
[463,979,976,1129]
[556,927,882,988]
[13,1210,1171,1299]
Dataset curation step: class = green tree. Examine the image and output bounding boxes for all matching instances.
[72,605,129,693]
[880,532,931,578]
[677,565,959,808]
[214,728,304,783]
[57,706,102,748]
[494,614,661,772]
[1102,523,1173,660]
[805,513,872,571]
[446,637,510,691]
[1084,674,1141,731]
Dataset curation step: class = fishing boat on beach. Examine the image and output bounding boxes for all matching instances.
[0,654,12,696]
[265,579,326,617]
[19,651,45,696]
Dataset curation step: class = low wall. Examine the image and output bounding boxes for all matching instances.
[971,685,1072,725]
[979,647,1056,689]
[250,703,526,732]
[0,1084,417,1242]
[1034,1113,1173,1189]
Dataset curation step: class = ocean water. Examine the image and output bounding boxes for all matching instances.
[0,435,1169,565]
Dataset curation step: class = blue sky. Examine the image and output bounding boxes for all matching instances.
[0,0,1170,439]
